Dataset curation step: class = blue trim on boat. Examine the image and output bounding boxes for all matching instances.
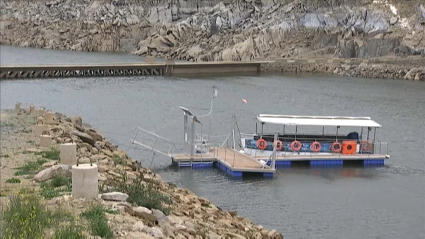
[264,158,385,167]
[363,159,385,165]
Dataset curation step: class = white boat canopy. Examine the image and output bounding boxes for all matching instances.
[257,114,382,128]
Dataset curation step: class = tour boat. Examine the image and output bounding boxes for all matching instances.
[239,114,390,167]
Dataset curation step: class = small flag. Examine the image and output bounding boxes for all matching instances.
[242,99,248,104]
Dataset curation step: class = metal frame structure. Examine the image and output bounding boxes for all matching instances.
[180,106,202,161]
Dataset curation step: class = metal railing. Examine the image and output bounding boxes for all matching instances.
[132,126,177,157]
[374,141,389,156]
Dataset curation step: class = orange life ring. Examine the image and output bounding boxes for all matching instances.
[310,141,322,152]
[256,139,268,150]
[290,140,302,152]
[273,140,283,151]
[331,142,342,153]
[361,141,371,151]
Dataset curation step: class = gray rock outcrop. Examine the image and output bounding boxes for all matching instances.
[0,0,424,61]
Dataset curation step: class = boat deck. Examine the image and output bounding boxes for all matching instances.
[171,147,275,177]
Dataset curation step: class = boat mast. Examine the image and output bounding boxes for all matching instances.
[271,132,277,169]
[208,85,217,143]
[232,115,236,150]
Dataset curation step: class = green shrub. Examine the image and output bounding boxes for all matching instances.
[2,194,51,239]
[124,183,172,215]
[5,177,21,183]
[53,224,86,239]
[40,188,60,199]
[2,191,78,238]
[89,217,114,239]
[81,204,114,239]
[39,175,72,199]
[50,175,72,189]
[14,158,47,175]
[80,204,105,221]
[36,147,60,160]
[40,175,71,190]
[114,171,172,215]
[112,156,125,166]
[104,209,119,215]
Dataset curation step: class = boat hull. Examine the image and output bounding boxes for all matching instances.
[241,138,389,167]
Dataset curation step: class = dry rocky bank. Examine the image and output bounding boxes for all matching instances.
[0,107,283,239]
[1,0,425,80]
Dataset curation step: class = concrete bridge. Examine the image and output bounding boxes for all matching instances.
[3,55,421,80]
[0,57,272,79]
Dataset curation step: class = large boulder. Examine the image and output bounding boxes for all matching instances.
[399,32,425,56]
[33,164,71,182]
[71,130,95,146]
[101,192,129,202]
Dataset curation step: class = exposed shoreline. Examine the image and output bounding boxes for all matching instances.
[1,44,424,81]
[0,107,284,238]
[1,0,424,81]
[262,56,425,80]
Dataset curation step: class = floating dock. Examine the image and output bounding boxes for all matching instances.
[0,60,272,79]
[171,147,276,177]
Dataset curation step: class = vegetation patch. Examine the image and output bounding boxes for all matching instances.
[40,187,60,199]
[35,147,60,160]
[40,175,72,199]
[114,171,172,215]
[112,156,125,166]
[81,204,114,239]
[14,158,47,175]
[1,193,72,238]
[52,224,86,239]
[5,177,21,183]
[21,128,32,133]
[1,122,15,127]
[50,175,72,189]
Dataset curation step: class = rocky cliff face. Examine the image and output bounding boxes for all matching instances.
[1,0,424,61]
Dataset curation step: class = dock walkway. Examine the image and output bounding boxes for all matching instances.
[172,147,275,177]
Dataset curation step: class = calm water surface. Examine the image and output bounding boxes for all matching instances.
[1,46,425,239]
